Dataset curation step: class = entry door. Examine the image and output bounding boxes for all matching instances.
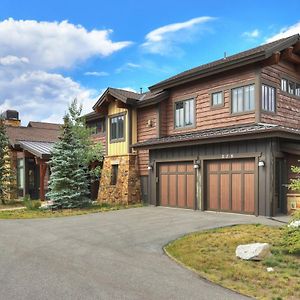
[27,159,40,199]
[159,162,195,209]
[206,159,256,214]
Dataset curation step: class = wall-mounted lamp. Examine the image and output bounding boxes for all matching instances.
[258,161,265,167]
[193,160,201,169]
[148,163,154,171]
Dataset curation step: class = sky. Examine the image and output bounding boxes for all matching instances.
[0,0,300,124]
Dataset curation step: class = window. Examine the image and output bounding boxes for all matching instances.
[296,83,300,97]
[262,84,276,112]
[281,78,300,97]
[281,79,287,92]
[110,115,124,141]
[212,91,223,106]
[17,158,24,189]
[110,165,118,185]
[231,84,255,113]
[175,99,195,128]
[87,118,105,135]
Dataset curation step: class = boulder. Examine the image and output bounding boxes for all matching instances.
[236,243,271,261]
[288,220,300,228]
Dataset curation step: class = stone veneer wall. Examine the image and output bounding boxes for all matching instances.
[98,154,141,205]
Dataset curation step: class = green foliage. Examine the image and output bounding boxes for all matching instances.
[0,118,16,204]
[282,211,300,255]
[46,115,91,209]
[68,99,104,180]
[289,165,300,192]
[23,195,41,210]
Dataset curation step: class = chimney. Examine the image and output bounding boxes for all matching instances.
[1,110,21,127]
[140,87,143,94]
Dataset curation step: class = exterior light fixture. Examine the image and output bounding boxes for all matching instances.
[258,161,265,167]
[193,160,201,169]
[148,163,154,171]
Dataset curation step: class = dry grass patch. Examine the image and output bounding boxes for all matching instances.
[0,203,142,219]
[165,224,300,300]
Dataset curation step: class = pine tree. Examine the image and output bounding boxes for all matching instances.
[46,115,90,209]
[0,118,16,204]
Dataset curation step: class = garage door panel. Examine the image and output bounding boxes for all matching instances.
[159,162,195,209]
[220,174,230,210]
[231,174,242,212]
[208,162,219,172]
[169,174,177,207]
[187,174,195,209]
[160,175,169,206]
[244,160,255,171]
[244,173,255,213]
[220,162,230,172]
[231,161,242,171]
[208,174,219,210]
[178,174,186,207]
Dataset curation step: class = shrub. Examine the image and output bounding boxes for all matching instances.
[281,211,300,255]
[23,195,41,210]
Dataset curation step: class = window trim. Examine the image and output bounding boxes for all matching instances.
[210,90,224,108]
[109,112,126,143]
[230,83,256,115]
[173,97,196,130]
[281,77,300,100]
[261,82,277,114]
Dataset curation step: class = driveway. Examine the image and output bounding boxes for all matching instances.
[0,207,280,300]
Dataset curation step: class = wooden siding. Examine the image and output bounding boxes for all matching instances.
[91,134,106,154]
[107,101,128,156]
[137,105,158,175]
[162,66,257,136]
[261,61,300,128]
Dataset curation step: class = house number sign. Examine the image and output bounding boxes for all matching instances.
[221,154,234,159]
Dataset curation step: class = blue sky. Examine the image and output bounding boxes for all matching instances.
[0,0,300,124]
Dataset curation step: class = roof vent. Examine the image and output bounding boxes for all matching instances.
[224,52,227,59]
[140,87,143,94]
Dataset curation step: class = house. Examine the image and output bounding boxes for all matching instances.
[91,34,300,216]
[2,110,60,200]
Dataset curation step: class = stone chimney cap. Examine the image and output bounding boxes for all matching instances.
[1,110,19,120]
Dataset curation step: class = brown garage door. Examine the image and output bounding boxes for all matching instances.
[206,159,255,214]
[159,162,195,209]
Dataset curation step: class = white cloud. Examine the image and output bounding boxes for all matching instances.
[266,21,300,42]
[0,18,133,124]
[115,62,141,73]
[0,18,132,70]
[0,55,29,66]
[0,69,98,125]
[242,29,260,39]
[142,16,215,55]
[84,71,109,76]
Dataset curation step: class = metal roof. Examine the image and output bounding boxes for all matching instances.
[18,141,55,159]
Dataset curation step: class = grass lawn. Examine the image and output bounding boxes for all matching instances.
[165,224,300,300]
[0,203,142,219]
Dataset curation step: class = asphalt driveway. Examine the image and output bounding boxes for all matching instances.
[0,207,280,300]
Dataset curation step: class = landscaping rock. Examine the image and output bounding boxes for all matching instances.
[267,267,274,272]
[288,220,300,228]
[236,243,271,261]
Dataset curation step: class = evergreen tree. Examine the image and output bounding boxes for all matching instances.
[46,115,90,209]
[0,118,15,204]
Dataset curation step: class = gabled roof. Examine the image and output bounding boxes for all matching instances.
[27,121,61,130]
[92,87,169,110]
[6,125,60,147]
[132,123,300,149]
[149,34,300,91]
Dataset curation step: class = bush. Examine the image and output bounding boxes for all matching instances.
[23,195,41,210]
[281,211,300,255]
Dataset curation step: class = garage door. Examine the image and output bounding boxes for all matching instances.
[206,159,255,214]
[159,162,195,209]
